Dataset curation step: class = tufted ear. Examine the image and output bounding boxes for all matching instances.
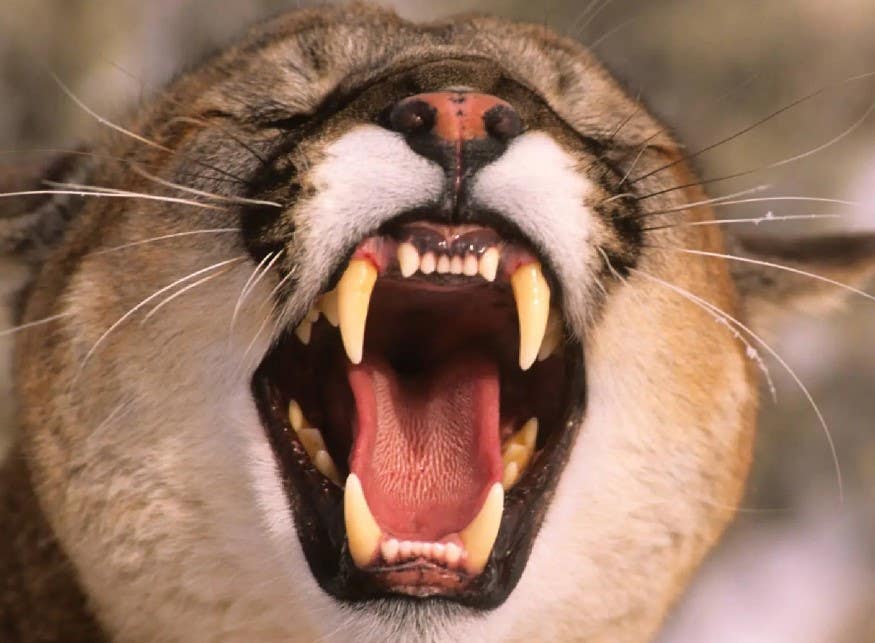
[0,150,93,268]
[731,233,875,335]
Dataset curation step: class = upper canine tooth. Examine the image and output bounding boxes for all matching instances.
[459,483,503,574]
[398,242,420,278]
[463,254,478,276]
[479,247,499,282]
[437,255,451,274]
[510,262,551,370]
[337,259,377,364]
[319,290,340,327]
[537,308,563,361]
[420,252,436,274]
[344,473,382,568]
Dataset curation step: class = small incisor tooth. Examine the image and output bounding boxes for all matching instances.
[459,483,503,574]
[313,449,341,486]
[436,255,451,274]
[479,247,499,282]
[319,290,340,327]
[510,262,551,370]
[344,473,382,568]
[337,258,377,364]
[445,542,462,567]
[381,539,400,564]
[420,252,436,275]
[463,254,478,276]
[537,308,563,361]
[397,242,420,278]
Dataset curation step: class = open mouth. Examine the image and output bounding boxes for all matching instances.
[252,217,586,607]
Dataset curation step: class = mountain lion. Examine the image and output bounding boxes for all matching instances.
[1,4,873,642]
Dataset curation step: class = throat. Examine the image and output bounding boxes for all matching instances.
[348,353,502,541]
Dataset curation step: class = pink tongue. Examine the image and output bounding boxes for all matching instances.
[348,354,502,541]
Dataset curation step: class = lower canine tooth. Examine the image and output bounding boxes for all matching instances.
[398,242,420,278]
[502,462,520,490]
[459,483,504,574]
[337,259,377,364]
[313,450,341,486]
[344,474,382,568]
[511,262,551,371]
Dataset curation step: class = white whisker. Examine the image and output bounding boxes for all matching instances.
[142,261,243,323]
[0,312,73,338]
[129,164,282,208]
[643,213,842,232]
[91,229,240,256]
[75,256,246,381]
[229,250,284,339]
[45,181,227,211]
[651,245,875,304]
[627,266,843,502]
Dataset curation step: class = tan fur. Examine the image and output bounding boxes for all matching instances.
[1,5,872,642]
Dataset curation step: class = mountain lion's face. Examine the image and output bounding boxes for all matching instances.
[4,5,873,642]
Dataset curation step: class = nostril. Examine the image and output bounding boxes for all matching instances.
[388,99,437,136]
[483,105,522,142]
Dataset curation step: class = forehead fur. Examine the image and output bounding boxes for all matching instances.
[134,3,670,151]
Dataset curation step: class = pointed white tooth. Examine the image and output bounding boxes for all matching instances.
[381,539,400,564]
[478,247,499,282]
[319,290,340,327]
[502,461,520,490]
[288,400,306,432]
[537,308,563,361]
[436,255,451,274]
[344,473,382,568]
[306,306,320,323]
[463,254,478,276]
[313,450,341,486]
[298,428,326,458]
[459,483,503,574]
[450,255,463,274]
[399,541,413,559]
[295,319,312,345]
[397,242,420,278]
[445,542,462,567]
[432,543,446,561]
[510,262,551,370]
[420,252,436,275]
[337,259,377,364]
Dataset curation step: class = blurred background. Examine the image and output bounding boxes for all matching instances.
[1,1,873,641]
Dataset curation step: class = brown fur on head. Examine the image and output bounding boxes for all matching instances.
[1,5,874,642]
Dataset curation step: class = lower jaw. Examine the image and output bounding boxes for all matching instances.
[251,344,586,608]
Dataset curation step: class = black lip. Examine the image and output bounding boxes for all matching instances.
[251,339,586,609]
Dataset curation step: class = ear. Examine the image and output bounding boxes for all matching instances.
[731,233,875,335]
[0,149,93,267]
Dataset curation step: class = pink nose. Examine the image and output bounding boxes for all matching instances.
[388,91,522,143]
